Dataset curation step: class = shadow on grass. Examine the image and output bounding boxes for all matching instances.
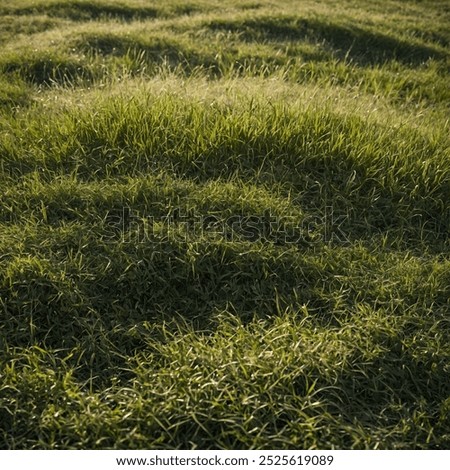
[9,0,159,22]
[76,33,184,59]
[324,345,450,449]
[0,76,31,108]
[207,16,446,65]
[73,32,221,72]
[0,16,60,40]
[0,53,94,86]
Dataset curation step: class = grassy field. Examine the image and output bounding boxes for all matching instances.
[0,0,449,449]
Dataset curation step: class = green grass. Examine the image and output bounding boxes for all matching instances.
[0,0,449,449]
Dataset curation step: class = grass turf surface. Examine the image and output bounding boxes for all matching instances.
[0,0,449,449]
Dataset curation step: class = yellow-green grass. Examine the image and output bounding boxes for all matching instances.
[0,0,449,449]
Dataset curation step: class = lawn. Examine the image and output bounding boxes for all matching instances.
[0,0,449,449]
